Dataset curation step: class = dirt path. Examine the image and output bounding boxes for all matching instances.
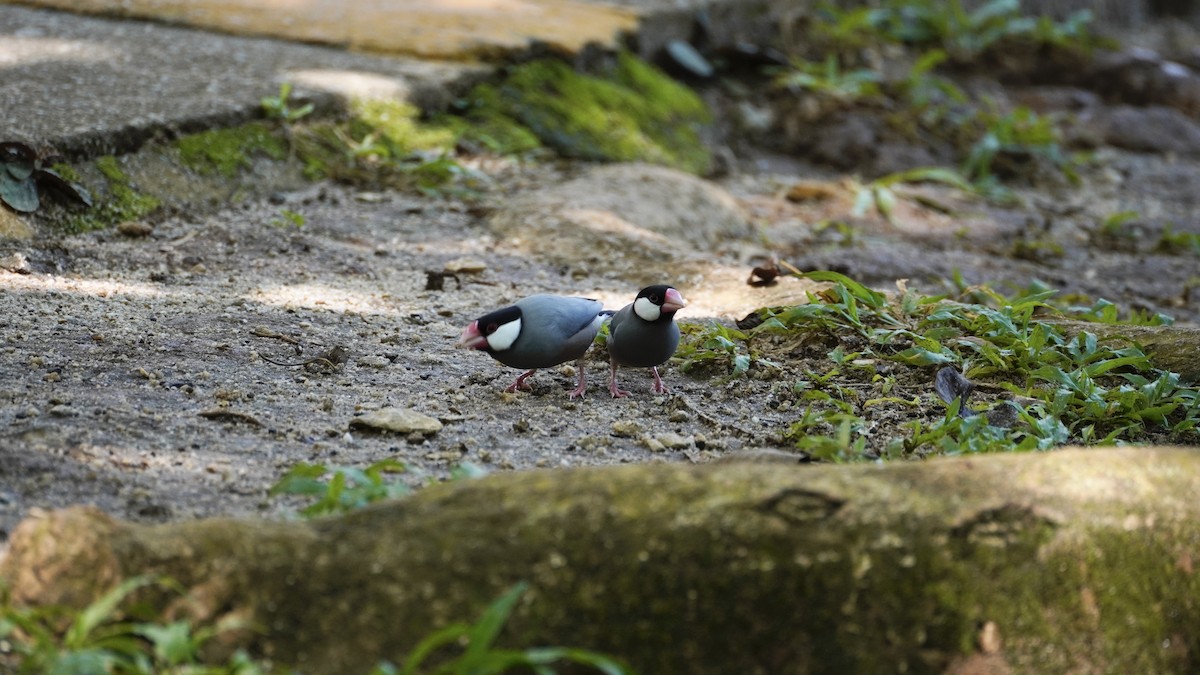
[3,121,1199,542]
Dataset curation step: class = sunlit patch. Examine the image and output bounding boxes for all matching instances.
[2,274,168,299]
[251,283,400,314]
[287,69,410,101]
[0,37,123,67]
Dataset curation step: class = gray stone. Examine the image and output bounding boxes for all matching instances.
[349,408,442,436]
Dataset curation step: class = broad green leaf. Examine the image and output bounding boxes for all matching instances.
[65,576,157,649]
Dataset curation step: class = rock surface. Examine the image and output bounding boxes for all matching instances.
[488,163,750,282]
[5,447,1198,674]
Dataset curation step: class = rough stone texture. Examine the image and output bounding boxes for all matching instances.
[488,163,750,283]
[1080,105,1200,154]
[4,447,1199,674]
[0,5,483,158]
[11,0,640,60]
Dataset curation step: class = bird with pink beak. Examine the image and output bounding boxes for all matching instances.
[457,294,605,398]
[605,285,688,397]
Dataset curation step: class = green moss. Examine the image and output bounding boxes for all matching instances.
[47,163,82,183]
[459,52,711,173]
[176,122,287,177]
[293,101,463,187]
[349,99,457,155]
[62,156,161,233]
[441,85,542,155]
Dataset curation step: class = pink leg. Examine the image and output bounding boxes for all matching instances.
[608,361,630,398]
[652,366,669,394]
[504,369,537,393]
[568,360,588,399]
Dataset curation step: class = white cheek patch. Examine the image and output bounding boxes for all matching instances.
[486,317,521,351]
[634,296,660,322]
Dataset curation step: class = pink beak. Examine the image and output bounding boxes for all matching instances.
[457,321,489,350]
[662,288,688,313]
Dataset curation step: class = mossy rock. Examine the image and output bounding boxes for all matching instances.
[176,122,288,178]
[60,155,161,233]
[459,52,711,173]
[5,447,1200,674]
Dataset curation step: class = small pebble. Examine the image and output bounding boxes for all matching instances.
[355,355,390,369]
[350,407,443,436]
[444,258,487,274]
[611,420,642,437]
[642,437,666,453]
[655,432,692,449]
[116,221,154,237]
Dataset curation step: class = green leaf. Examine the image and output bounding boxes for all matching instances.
[462,582,529,665]
[892,346,956,366]
[873,166,972,191]
[797,271,887,308]
[48,649,123,675]
[135,620,196,665]
[522,647,630,675]
[64,576,157,649]
[852,186,874,217]
[0,170,40,213]
[873,185,896,222]
[399,622,471,675]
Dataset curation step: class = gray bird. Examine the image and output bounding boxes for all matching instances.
[458,294,606,398]
[606,285,688,397]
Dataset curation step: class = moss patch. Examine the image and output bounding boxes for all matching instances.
[63,156,161,233]
[457,52,711,173]
[292,98,460,186]
[349,99,457,155]
[177,122,288,177]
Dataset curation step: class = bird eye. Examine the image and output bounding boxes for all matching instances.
[485,323,499,334]
[649,294,659,302]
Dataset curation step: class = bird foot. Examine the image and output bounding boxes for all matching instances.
[568,385,587,399]
[609,384,631,398]
[652,367,669,394]
[504,369,538,393]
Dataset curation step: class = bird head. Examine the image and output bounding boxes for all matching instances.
[632,285,688,322]
[457,306,522,352]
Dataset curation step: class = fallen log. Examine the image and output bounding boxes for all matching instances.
[3,447,1199,674]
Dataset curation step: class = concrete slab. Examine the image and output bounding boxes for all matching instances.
[0,4,485,158]
[9,0,640,59]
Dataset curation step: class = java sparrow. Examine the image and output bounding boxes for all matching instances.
[606,285,688,397]
[458,294,606,398]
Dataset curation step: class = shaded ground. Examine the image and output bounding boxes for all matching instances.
[4,30,1200,543]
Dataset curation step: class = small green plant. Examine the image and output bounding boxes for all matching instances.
[261,82,315,124]
[813,0,1101,59]
[811,219,859,247]
[675,320,785,381]
[772,55,881,102]
[385,582,629,675]
[962,105,1080,186]
[850,166,974,224]
[1098,210,1140,237]
[714,270,1199,458]
[270,458,410,517]
[0,576,258,674]
[1154,224,1200,255]
[269,209,305,229]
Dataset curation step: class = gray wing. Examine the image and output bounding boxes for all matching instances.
[504,295,604,368]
